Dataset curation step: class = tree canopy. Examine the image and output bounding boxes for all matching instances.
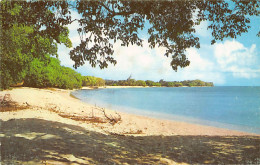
[69,0,259,70]
[1,0,259,89]
[0,1,76,89]
[82,76,105,86]
[25,57,83,89]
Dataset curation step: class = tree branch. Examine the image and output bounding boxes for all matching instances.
[100,2,134,17]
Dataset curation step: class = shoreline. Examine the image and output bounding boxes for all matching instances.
[81,85,213,90]
[81,86,150,90]
[72,90,260,134]
[0,87,258,136]
[74,86,260,135]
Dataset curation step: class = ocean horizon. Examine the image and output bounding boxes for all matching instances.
[72,86,260,134]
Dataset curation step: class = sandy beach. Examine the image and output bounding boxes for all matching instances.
[0,87,254,136]
[1,87,259,164]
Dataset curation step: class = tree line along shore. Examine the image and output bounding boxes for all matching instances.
[1,0,257,90]
[90,76,214,87]
[5,72,214,90]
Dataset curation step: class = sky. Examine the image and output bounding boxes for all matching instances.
[58,10,260,86]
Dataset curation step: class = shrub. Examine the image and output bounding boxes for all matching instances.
[82,76,105,86]
[135,80,146,86]
[24,57,83,89]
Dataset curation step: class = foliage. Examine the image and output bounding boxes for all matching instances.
[145,80,154,86]
[82,76,105,87]
[105,79,147,87]
[58,67,83,89]
[82,76,97,86]
[96,78,106,86]
[69,0,259,70]
[145,80,161,87]
[166,82,175,87]
[205,82,214,87]
[0,23,60,89]
[1,24,34,89]
[105,78,213,87]
[1,1,259,90]
[135,80,146,87]
[24,57,83,89]
[165,82,183,87]
[128,79,136,86]
[153,82,162,87]
[182,80,213,87]
[2,0,259,74]
[174,82,183,87]
[119,80,129,86]
[159,79,167,86]
[1,1,72,46]
[0,1,72,89]
[105,80,117,86]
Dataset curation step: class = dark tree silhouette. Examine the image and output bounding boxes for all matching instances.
[69,0,260,70]
[1,0,259,72]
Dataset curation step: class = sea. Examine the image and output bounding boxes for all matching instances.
[71,86,260,134]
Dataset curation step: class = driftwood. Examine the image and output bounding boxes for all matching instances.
[1,94,13,106]
[0,94,29,112]
[58,113,106,124]
[101,108,121,125]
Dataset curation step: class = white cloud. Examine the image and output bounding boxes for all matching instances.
[57,10,82,68]
[192,8,211,38]
[69,35,81,46]
[227,67,259,79]
[185,48,214,71]
[76,40,227,85]
[64,9,217,82]
[214,40,259,79]
[67,10,81,31]
[168,48,226,85]
[60,17,259,86]
[58,45,74,67]
[194,21,211,37]
[98,41,158,78]
[57,8,260,86]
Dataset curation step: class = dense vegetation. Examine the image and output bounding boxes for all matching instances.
[159,79,214,87]
[105,76,213,87]
[0,1,82,90]
[82,76,105,87]
[1,1,258,89]
[25,57,83,89]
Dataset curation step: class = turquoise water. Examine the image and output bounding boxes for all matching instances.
[72,87,260,134]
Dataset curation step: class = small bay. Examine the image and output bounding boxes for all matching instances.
[72,86,260,134]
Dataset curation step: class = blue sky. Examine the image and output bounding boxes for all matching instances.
[58,11,260,86]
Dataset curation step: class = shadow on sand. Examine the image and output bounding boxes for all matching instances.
[0,118,259,164]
